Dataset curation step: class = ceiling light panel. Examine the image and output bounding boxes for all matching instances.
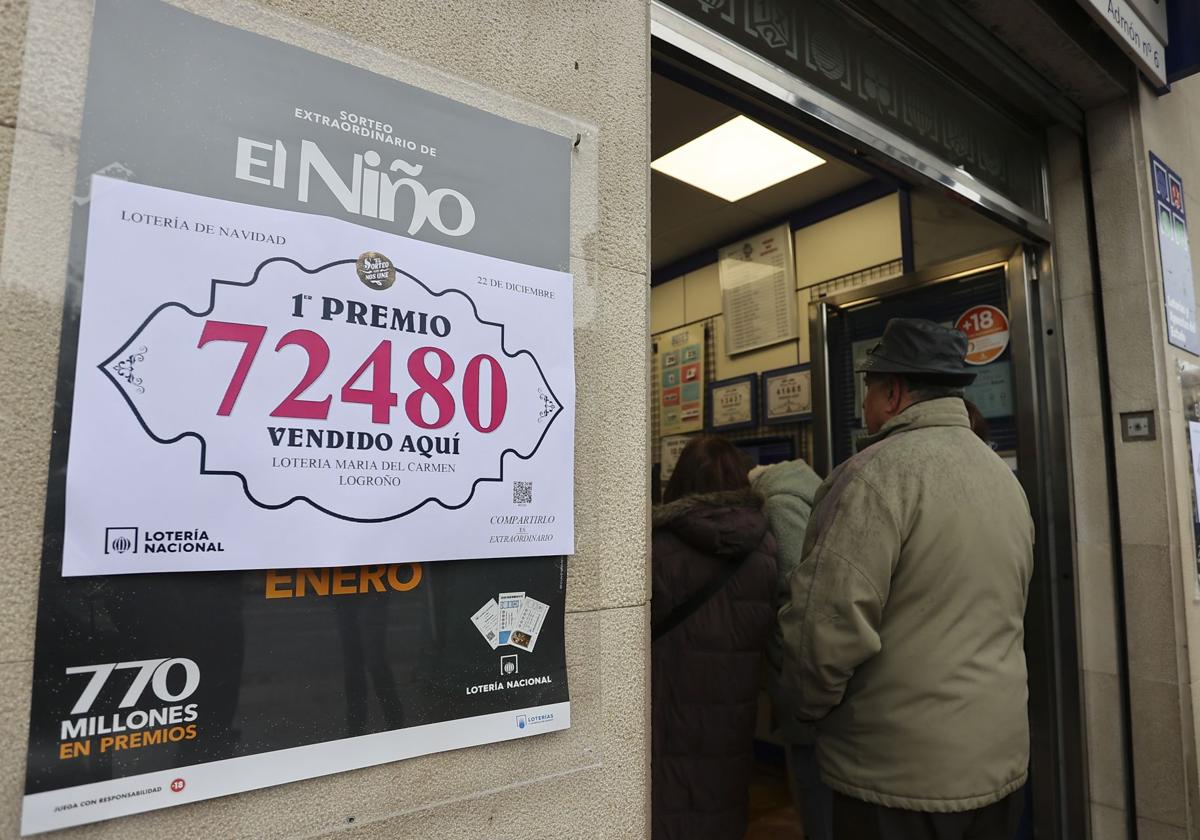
[651,115,825,202]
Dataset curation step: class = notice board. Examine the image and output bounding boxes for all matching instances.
[719,224,798,355]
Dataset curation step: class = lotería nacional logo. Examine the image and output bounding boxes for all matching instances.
[500,654,518,676]
[104,527,224,555]
[104,527,139,555]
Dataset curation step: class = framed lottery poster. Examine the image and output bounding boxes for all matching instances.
[762,364,813,424]
[708,375,758,432]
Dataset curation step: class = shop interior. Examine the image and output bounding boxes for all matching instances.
[649,62,1033,838]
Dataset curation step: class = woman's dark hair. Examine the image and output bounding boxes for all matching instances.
[663,435,751,503]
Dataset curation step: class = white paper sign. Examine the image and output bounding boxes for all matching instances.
[719,224,797,355]
[63,177,575,575]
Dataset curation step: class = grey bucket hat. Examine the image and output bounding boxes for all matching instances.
[855,317,977,384]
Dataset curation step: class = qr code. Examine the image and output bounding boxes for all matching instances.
[513,481,533,505]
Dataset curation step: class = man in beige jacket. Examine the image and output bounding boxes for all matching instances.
[778,318,1034,840]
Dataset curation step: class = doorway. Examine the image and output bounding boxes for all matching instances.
[810,247,1081,839]
[649,10,1083,837]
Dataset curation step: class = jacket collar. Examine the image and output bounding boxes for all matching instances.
[858,397,970,450]
[652,488,763,530]
[652,489,766,560]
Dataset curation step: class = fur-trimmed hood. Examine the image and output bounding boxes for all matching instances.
[652,489,767,560]
[651,487,776,840]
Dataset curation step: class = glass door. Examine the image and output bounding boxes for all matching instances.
[809,245,1086,840]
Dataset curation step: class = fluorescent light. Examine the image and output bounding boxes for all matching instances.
[651,115,825,202]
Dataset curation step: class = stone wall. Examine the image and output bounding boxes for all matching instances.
[0,1,651,838]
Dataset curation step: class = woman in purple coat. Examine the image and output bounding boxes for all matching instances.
[651,436,778,840]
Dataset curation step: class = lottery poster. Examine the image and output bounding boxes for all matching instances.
[23,0,575,831]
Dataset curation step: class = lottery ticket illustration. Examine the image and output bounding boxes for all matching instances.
[498,591,525,645]
[471,599,501,649]
[509,596,549,652]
